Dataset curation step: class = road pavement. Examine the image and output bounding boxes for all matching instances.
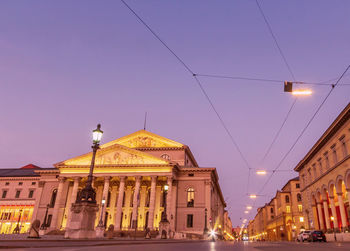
[4,241,350,251]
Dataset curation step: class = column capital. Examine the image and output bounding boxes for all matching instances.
[73,177,81,182]
[58,176,66,183]
[135,176,142,182]
[151,176,157,182]
[119,176,126,182]
[104,176,111,182]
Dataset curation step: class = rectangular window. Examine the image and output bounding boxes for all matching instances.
[28,190,34,198]
[5,182,9,186]
[15,190,21,198]
[331,144,338,164]
[187,214,193,228]
[324,152,330,169]
[296,183,300,189]
[18,182,23,186]
[340,136,348,158]
[286,206,291,213]
[318,158,323,175]
[298,205,303,212]
[300,217,304,222]
[31,182,36,185]
[47,215,53,227]
[2,190,7,198]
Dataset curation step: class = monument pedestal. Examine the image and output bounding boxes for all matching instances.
[95,225,105,238]
[158,220,171,239]
[64,202,99,239]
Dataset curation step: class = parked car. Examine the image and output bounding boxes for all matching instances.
[297,230,312,242]
[310,231,326,242]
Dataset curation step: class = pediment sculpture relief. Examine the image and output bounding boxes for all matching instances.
[122,136,169,148]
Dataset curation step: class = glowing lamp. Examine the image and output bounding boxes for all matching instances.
[256,170,267,175]
[249,194,257,199]
[164,184,169,191]
[244,211,249,214]
[92,124,103,143]
[292,89,312,96]
[101,198,106,205]
[330,216,334,221]
[246,206,252,210]
[210,230,216,237]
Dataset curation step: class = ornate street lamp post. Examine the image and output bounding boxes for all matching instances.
[97,198,106,228]
[40,204,50,230]
[77,124,103,204]
[161,184,169,223]
[159,184,169,239]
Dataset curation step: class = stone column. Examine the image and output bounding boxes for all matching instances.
[66,177,80,224]
[316,202,325,230]
[322,200,331,230]
[109,185,118,227]
[101,177,110,226]
[115,176,126,230]
[147,176,157,230]
[51,177,66,230]
[131,176,141,229]
[32,181,45,221]
[329,196,339,229]
[166,177,173,224]
[337,192,348,229]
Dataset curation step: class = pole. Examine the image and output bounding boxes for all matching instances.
[204,208,208,234]
[40,205,49,230]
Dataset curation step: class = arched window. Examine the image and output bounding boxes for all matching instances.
[187,188,195,207]
[50,189,57,208]
[161,154,171,160]
[285,195,290,203]
[146,189,151,207]
[297,193,302,202]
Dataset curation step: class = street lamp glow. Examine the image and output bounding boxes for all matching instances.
[244,211,249,214]
[249,194,257,199]
[101,199,106,205]
[330,216,334,221]
[92,124,104,143]
[246,206,252,210]
[292,89,312,96]
[164,184,169,191]
[210,230,216,237]
[256,170,267,175]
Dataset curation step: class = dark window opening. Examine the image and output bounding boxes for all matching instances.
[187,214,193,228]
[50,189,57,207]
[2,190,7,198]
[28,190,34,198]
[15,190,21,198]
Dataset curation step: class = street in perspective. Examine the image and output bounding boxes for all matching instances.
[0,0,350,250]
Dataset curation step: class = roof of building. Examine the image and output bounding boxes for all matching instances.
[281,176,299,191]
[0,166,56,177]
[294,102,350,172]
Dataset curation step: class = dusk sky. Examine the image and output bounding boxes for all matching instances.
[0,0,350,226]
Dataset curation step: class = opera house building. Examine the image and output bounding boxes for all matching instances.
[0,130,228,238]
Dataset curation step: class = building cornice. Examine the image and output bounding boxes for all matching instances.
[294,102,350,172]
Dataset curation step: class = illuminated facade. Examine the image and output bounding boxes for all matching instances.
[295,103,350,241]
[248,177,304,241]
[1,130,227,236]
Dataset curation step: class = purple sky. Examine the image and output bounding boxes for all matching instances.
[1,0,350,226]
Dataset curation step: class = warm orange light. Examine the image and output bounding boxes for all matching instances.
[256,170,267,175]
[249,194,257,199]
[292,89,312,96]
[330,216,334,221]
[246,206,252,210]
[244,211,249,214]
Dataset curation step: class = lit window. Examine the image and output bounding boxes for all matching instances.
[161,154,171,160]
[298,205,303,212]
[286,206,291,213]
[300,217,304,222]
[187,188,195,207]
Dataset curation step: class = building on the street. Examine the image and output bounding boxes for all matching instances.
[223,210,233,240]
[0,130,227,237]
[247,177,304,241]
[295,103,350,241]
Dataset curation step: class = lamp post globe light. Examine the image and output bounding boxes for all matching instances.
[159,183,170,239]
[77,124,103,204]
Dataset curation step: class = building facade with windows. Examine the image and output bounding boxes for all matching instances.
[0,130,226,237]
[248,177,304,241]
[295,103,350,241]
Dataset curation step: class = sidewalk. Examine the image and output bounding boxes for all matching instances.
[0,234,205,249]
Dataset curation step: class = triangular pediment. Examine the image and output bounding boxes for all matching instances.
[101,130,184,149]
[55,144,170,167]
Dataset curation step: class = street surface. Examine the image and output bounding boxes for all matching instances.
[5,241,350,251]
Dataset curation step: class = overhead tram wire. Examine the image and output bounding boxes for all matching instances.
[120,0,252,171]
[257,64,350,198]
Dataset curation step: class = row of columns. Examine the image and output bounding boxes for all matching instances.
[314,191,349,231]
[51,175,173,231]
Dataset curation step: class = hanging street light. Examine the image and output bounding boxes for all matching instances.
[246,206,252,210]
[256,170,267,175]
[292,89,312,96]
[249,194,257,199]
[77,124,103,204]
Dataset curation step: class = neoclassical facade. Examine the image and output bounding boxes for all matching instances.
[1,130,227,237]
[295,103,350,240]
